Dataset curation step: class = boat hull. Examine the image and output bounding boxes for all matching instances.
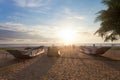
[7,49,45,59]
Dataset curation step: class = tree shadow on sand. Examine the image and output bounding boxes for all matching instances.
[9,54,58,80]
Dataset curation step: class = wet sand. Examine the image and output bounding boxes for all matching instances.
[0,47,120,80]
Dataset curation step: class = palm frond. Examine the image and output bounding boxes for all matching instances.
[95,0,120,42]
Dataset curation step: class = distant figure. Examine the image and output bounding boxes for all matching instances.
[111,44,114,47]
[92,44,97,54]
[5,52,8,58]
[93,44,95,47]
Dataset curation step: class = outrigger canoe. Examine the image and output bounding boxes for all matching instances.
[7,47,45,59]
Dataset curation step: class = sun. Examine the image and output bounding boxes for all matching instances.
[57,28,77,45]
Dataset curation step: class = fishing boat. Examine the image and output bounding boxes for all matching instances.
[7,47,45,59]
[80,46,111,55]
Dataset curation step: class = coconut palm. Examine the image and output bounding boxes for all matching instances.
[95,0,120,41]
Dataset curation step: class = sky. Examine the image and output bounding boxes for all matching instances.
[0,0,119,45]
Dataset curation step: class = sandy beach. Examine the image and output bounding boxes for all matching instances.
[0,47,120,80]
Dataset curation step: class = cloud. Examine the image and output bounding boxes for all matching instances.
[1,22,118,44]
[1,22,31,33]
[13,0,51,8]
[0,28,56,44]
[0,22,59,44]
[71,16,85,20]
[52,8,86,29]
[7,13,24,21]
[77,32,92,36]
[64,8,85,20]
[0,29,43,39]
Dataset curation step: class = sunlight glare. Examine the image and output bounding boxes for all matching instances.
[58,28,77,45]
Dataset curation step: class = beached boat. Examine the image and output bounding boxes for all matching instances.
[7,47,45,59]
[80,46,111,55]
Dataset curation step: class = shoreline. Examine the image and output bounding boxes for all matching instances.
[0,43,120,47]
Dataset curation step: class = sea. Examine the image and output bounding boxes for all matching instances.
[0,43,120,47]
[0,44,42,47]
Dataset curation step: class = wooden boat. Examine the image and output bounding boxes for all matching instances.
[7,48,45,59]
[80,46,111,55]
[95,47,111,55]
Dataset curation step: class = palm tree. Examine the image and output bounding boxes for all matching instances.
[95,0,120,42]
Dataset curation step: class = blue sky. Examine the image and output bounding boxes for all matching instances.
[0,0,119,45]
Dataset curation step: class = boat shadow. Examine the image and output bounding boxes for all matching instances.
[90,55,120,71]
[9,54,59,80]
[0,55,19,68]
